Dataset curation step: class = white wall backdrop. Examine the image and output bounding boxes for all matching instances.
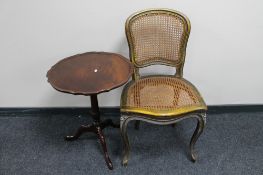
[0,0,263,107]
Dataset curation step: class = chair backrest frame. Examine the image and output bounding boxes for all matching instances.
[125,9,191,80]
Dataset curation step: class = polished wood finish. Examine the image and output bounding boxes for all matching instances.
[47,52,133,95]
[47,52,133,170]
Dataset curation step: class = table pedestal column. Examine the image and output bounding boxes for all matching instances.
[64,94,119,170]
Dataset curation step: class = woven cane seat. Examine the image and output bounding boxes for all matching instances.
[121,76,207,117]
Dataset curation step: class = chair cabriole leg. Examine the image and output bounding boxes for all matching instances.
[120,115,131,166]
[190,113,206,162]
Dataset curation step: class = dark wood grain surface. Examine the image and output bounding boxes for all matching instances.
[47,52,133,95]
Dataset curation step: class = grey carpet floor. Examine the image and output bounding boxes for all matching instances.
[0,112,262,175]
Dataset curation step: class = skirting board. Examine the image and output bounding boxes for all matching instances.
[0,105,262,117]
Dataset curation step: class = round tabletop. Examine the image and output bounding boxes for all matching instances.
[47,52,133,95]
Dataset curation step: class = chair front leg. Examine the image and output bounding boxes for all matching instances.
[190,113,206,162]
[120,115,131,166]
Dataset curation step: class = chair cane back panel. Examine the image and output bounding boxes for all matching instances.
[125,9,191,77]
[121,76,207,117]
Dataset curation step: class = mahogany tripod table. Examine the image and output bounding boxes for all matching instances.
[47,52,133,170]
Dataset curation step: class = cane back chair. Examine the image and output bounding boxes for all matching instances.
[120,9,207,166]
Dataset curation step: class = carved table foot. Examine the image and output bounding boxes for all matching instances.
[96,126,113,170]
[65,119,119,170]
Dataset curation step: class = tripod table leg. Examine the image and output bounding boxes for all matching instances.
[96,127,113,170]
